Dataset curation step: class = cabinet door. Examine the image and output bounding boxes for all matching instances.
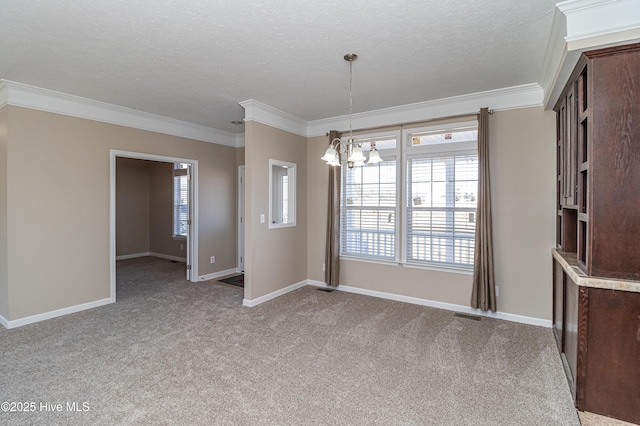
[552,259,565,349]
[564,274,579,399]
[565,86,577,206]
[557,97,568,207]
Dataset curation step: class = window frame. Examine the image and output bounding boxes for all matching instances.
[337,122,479,275]
[172,162,190,240]
[401,122,478,273]
[339,131,401,263]
[268,159,297,229]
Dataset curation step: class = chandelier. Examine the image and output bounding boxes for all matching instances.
[321,53,383,168]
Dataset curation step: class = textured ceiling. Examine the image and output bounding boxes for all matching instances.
[0,0,558,134]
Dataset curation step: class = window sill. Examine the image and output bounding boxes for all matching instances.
[339,256,473,276]
[402,262,473,276]
[340,256,399,267]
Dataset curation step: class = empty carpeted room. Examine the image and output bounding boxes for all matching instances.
[1,1,639,425]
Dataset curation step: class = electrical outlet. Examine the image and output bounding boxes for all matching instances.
[210,256,215,264]
[495,286,500,297]
[322,263,325,272]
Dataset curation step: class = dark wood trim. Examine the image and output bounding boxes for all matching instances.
[575,286,589,410]
[583,42,640,59]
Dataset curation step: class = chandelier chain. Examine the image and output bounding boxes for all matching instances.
[348,59,353,140]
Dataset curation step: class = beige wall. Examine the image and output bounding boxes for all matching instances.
[116,158,151,256]
[306,135,328,282]
[306,107,556,320]
[148,161,185,258]
[244,122,307,300]
[4,106,238,320]
[236,146,245,167]
[115,159,185,259]
[490,107,556,319]
[0,107,8,319]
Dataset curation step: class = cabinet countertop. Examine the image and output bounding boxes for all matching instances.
[552,248,640,293]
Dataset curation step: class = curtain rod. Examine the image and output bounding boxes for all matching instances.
[327,109,493,137]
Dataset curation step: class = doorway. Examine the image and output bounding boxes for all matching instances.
[110,150,199,302]
[238,165,245,272]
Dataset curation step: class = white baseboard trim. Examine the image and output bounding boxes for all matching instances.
[305,280,551,328]
[149,252,186,262]
[0,314,8,329]
[0,297,114,329]
[198,268,239,282]
[243,279,308,307]
[116,252,150,260]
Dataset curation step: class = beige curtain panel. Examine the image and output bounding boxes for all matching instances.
[325,130,341,287]
[471,108,497,312]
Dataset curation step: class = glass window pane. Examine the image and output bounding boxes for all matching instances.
[341,155,397,260]
[406,149,478,268]
[432,182,447,207]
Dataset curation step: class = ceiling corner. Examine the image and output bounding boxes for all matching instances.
[0,80,8,109]
[239,99,308,138]
[541,0,640,109]
[539,7,568,109]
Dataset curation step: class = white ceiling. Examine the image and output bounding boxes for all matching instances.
[0,0,559,134]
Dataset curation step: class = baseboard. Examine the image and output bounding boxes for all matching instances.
[0,297,114,329]
[116,252,150,261]
[0,314,8,329]
[243,280,308,307]
[149,252,186,262]
[305,280,551,328]
[198,268,239,282]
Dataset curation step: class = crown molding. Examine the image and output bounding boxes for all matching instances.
[306,84,544,137]
[557,0,640,49]
[0,82,8,109]
[540,0,640,109]
[0,80,241,148]
[239,99,308,137]
[540,9,571,109]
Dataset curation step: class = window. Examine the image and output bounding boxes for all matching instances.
[269,159,296,228]
[341,134,399,260]
[405,125,478,270]
[173,163,190,238]
[338,124,478,273]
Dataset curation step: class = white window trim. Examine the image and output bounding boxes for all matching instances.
[401,122,479,271]
[337,123,479,276]
[268,159,297,229]
[402,260,474,275]
[339,130,401,262]
[173,163,190,238]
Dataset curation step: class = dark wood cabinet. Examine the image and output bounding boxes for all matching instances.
[553,254,640,424]
[556,43,640,280]
[552,43,640,424]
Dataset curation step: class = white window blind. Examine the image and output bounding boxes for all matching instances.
[173,163,189,237]
[341,159,397,260]
[406,153,478,269]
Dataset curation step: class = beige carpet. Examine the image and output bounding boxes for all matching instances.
[0,256,579,425]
